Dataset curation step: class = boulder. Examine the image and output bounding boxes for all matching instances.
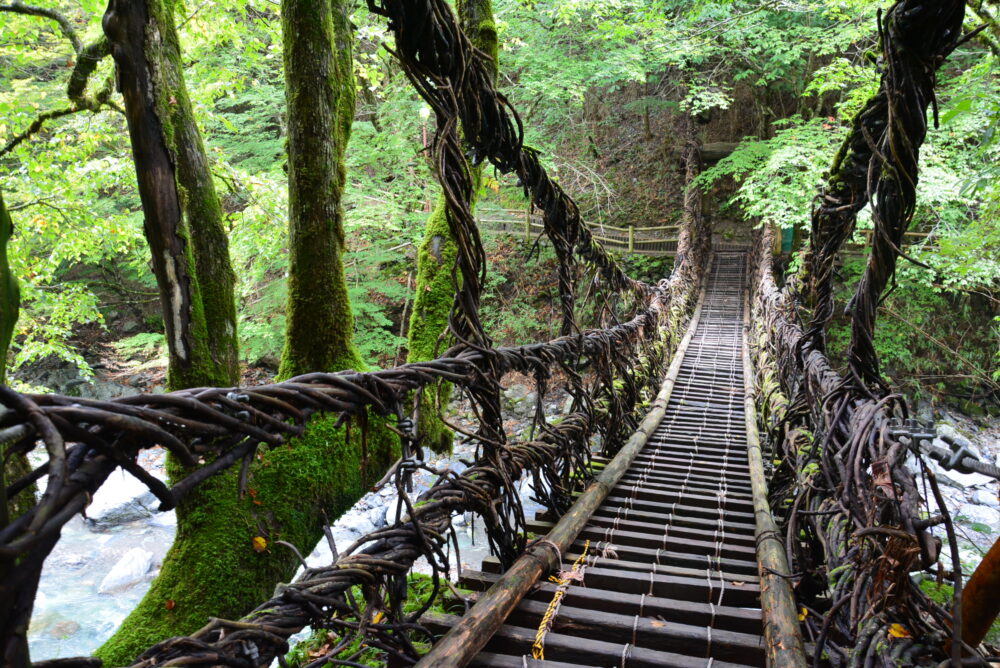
[48,620,80,639]
[955,504,1000,531]
[337,511,375,536]
[925,456,994,490]
[85,470,163,527]
[98,548,155,594]
[971,488,1000,509]
[935,425,981,458]
[149,510,177,528]
[503,384,537,417]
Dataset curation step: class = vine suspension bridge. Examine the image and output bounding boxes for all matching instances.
[2,0,1000,666]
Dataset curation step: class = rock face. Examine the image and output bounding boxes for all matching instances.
[98,548,155,594]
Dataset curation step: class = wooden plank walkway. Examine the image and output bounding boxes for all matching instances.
[424,253,768,667]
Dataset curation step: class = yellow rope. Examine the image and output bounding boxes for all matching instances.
[531,539,590,660]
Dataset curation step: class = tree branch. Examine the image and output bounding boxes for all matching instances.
[0,106,81,157]
[0,31,115,157]
[67,36,111,107]
[967,0,1000,56]
[0,1,82,54]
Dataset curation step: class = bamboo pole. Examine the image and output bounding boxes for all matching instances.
[415,278,710,668]
[741,283,808,668]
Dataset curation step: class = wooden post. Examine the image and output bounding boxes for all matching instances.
[741,285,808,668]
[627,225,635,254]
[524,209,531,242]
[959,537,1000,650]
[415,281,709,668]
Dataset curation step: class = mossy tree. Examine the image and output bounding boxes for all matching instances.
[94,0,397,663]
[97,0,247,661]
[102,0,238,391]
[1,194,39,668]
[1,192,17,390]
[1,192,36,527]
[406,0,498,454]
[278,0,364,377]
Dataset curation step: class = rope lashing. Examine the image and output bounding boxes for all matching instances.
[531,539,590,660]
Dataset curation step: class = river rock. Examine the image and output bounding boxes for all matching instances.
[98,548,155,594]
[384,502,400,527]
[956,504,1000,530]
[925,457,994,490]
[935,425,982,457]
[503,384,537,417]
[503,383,530,403]
[85,470,162,527]
[149,510,177,528]
[338,511,375,536]
[48,620,80,639]
[369,506,387,529]
[971,489,1000,509]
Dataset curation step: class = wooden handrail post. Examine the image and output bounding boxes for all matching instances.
[524,209,530,242]
[627,225,635,253]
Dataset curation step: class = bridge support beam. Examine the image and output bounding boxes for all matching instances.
[741,286,808,668]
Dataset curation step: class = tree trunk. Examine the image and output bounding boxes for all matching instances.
[102,0,238,391]
[1,192,17,390]
[96,0,249,661]
[278,0,363,377]
[0,191,35,527]
[1,191,37,668]
[406,0,498,454]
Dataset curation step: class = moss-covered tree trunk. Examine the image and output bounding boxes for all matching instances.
[0,191,35,529]
[0,193,16,391]
[278,0,363,377]
[97,1,250,661]
[406,0,498,454]
[103,0,238,390]
[267,0,400,657]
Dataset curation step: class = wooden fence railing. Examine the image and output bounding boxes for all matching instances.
[477,208,681,256]
[846,229,939,253]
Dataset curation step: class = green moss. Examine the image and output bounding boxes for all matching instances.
[96,414,398,665]
[406,198,459,454]
[0,192,35,522]
[142,0,239,390]
[277,0,363,379]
